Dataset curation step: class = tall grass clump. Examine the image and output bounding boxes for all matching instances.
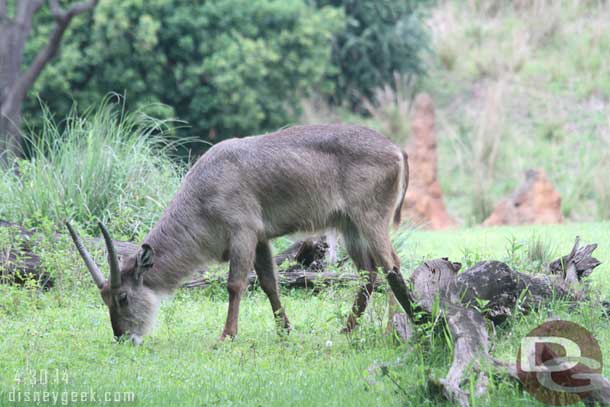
[0,97,184,237]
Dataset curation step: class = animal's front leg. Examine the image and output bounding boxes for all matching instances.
[219,235,256,341]
[254,240,291,332]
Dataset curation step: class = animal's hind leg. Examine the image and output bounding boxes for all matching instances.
[360,225,415,320]
[385,249,402,333]
[254,240,291,332]
[341,223,378,333]
[220,233,256,341]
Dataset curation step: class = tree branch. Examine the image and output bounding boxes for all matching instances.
[16,0,45,25]
[48,0,63,18]
[49,0,98,22]
[3,0,98,113]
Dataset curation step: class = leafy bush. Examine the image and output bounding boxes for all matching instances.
[0,97,183,237]
[313,0,431,108]
[26,0,343,147]
[23,0,343,145]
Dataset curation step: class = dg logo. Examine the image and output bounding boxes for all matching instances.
[517,320,604,405]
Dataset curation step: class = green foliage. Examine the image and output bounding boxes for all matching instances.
[313,0,431,108]
[502,234,556,274]
[0,97,183,237]
[1,222,608,406]
[24,0,343,145]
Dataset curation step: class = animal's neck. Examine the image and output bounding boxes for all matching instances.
[140,209,204,293]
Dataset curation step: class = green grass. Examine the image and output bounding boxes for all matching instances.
[2,3,608,405]
[424,0,610,224]
[397,222,610,286]
[1,222,608,406]
[0,97,184,238]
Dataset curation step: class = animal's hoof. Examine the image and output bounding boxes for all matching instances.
[275,321,292,338]
[341,315,357,334]
[274,313,292,335]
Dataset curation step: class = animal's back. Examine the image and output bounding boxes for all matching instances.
[193,124,401,185]
[178,124,404,239]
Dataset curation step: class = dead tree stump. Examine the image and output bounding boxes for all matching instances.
[0,221,51,287]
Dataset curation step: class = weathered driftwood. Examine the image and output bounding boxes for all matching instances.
[0,220,356,289]
[390,238,607,407]
[0,220,51,287]
[548,236,602,282]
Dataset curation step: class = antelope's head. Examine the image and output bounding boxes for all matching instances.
[66,222,159,345]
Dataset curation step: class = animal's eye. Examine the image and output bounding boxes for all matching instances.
[117,292,128,306]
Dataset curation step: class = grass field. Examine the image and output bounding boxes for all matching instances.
[1,222,608,406]
[1,2,609,406]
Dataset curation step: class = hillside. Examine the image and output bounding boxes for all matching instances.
[397,0,609,225]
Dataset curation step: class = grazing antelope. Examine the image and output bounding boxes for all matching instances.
[67,124,414,344]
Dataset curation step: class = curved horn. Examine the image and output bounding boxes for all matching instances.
[65,222,106,289]
[98,222,121,290]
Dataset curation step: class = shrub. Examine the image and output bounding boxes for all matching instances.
[24,0,344,145]
[0,97,183,237]
[313,0,432,108]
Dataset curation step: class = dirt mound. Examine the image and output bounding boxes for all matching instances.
[483,169,563,226]
[402,93,457,229]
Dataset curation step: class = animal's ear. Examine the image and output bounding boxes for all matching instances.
[451,262,462,273]
[135,244,154,279]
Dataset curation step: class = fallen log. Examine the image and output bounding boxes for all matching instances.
[0,220,139,289]
[388,237,608,406]
[182,237,359,290]
[0,220,51,287]
[183,269,359,290]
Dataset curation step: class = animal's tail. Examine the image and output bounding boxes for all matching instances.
[392,151,409,228]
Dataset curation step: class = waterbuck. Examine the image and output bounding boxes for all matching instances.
[67,124,414,344]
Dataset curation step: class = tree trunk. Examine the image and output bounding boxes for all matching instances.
[0,0,99,165]
[0,98,24,164]
[0,18,28,163]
